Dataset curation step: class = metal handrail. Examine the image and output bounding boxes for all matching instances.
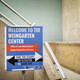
[0,0,35,26]
[45,42,67,79]
[0,12,16,25]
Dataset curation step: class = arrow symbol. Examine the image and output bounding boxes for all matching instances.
[34,52,42,61]
[8,52,43,66]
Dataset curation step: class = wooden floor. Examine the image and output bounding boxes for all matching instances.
[62,67,80,80]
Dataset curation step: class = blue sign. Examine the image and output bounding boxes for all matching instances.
[5,26,43,71]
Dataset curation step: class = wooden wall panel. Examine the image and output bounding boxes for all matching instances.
[62,0,80,41]
[48,42,80,74]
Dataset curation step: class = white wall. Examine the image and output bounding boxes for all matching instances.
[0,0,62,41]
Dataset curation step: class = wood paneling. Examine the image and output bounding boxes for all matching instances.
[48,42,80,74]
[62,0,80,41]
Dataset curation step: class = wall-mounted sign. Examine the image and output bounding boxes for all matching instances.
[5,26,43,71]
